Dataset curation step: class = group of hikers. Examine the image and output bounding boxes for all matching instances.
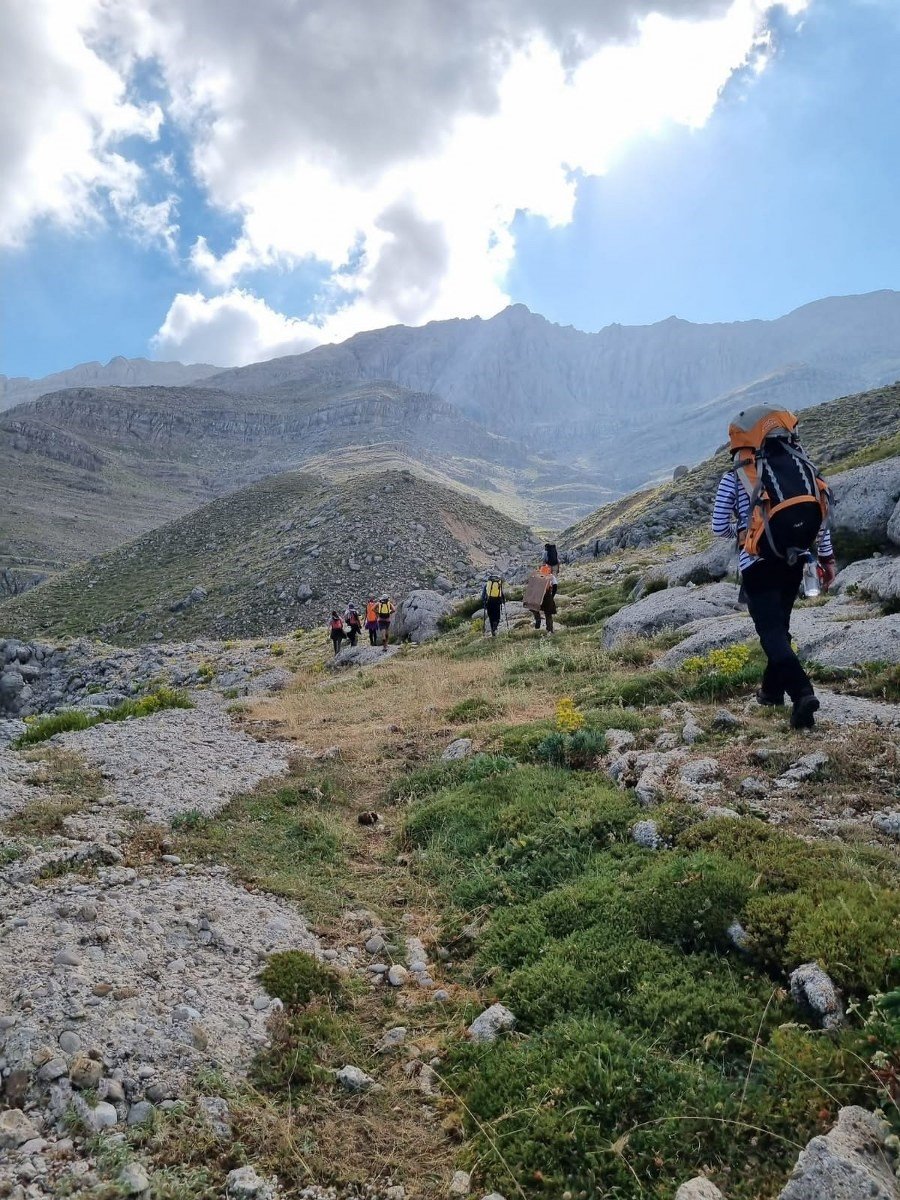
[328,596,395,654]
[480,544,559,637]
[321,405,834,732]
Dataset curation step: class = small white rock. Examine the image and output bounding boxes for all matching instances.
[336,1064,377,1092]
[387,964,408,987]
[449,1170,471,1196]
[467,1003,515,1044]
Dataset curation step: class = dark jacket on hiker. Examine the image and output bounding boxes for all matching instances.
[712,465,835,722]
[481,578,505,636]
[329,612,345,655]
[344,605,362,647]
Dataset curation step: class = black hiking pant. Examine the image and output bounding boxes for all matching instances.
[741,559,812,702]
[486,598,502,635]
[331,632,344,655]
[347,627,359,647]
[367,625,378,646]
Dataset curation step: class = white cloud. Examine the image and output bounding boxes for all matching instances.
[2,0,810,363]
[152,289,320,366]
[0,0,167,248]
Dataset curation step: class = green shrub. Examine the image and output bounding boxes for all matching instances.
[13,687,193,748]
[252,1006,350,1092]
[258,951,343,1009]
[170,809,205,832]
[535,727,607,768]
[446,695,504,723]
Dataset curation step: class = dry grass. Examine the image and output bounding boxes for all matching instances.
[3,748,104,837]
[253,639,567,797]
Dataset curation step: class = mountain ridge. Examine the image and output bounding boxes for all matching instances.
[0,355,221,412]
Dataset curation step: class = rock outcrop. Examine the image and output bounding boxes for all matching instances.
[602,583,743,648]
[393,589,453,644]
[829,458,900,547]
[778,1106,900,1200]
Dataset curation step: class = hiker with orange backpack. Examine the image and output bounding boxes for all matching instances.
[712,405,835,729]
[364,596,379,646]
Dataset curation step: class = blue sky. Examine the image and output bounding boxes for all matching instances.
[2,0,898,378]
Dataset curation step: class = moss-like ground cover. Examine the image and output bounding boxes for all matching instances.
[403,762,900,1198]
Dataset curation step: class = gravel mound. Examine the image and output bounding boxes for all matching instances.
[54,698,290,821]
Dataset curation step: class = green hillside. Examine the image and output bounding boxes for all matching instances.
[0,469,532,644]
[564,381,900,552]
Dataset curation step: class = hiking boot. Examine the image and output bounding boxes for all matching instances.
[756,689,785,707]
[790,693,820,730]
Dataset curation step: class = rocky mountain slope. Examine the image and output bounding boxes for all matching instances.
[0,379,601,579]
[0,356,220,413]
[207,289,900,488]
[0,469,534,644]
[562,380,900,555]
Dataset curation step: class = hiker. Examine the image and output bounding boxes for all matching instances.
[344,603,363,647]
[376,594,395,651]
[542,542,560,574]
[365,596,379,646]
[329,610,346,656]
[481,574,505,637]
[524,569,556,634]
[713,405,836,730]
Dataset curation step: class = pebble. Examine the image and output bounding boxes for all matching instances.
[433,989,450,1003]
[86,1101,119,1131]
[36,1058,67,1083]
[53,949,81,967]
[467,1004,516,1043]
[119,1162,151,1195]
[58,1031,82,1055]
[365,935,385,954]
[0,1109,39,1150]
[387,965,408,987]
[336,1064,378,1092]
[70,1054,103,1090]
[449,1171,472,1196]
[127,1101,155,1126]
[376,1027,408,1053]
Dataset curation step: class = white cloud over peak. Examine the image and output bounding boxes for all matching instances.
[2,0,810,364]
[0,0,165,248]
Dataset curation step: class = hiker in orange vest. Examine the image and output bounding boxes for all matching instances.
[364,596,379,646]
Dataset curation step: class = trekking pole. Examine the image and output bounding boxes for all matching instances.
[503,601,510,632]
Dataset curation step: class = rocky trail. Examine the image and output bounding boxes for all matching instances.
[1,549,900,1199]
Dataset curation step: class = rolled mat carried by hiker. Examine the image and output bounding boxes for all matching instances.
[523,570,556,633]
[712,403,835,730]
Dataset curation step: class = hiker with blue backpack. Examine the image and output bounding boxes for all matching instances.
[713,405,836,730]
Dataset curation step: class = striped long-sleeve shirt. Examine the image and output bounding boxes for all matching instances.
[712,471,834,573]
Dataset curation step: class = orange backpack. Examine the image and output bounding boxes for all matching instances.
[728,406,830,562]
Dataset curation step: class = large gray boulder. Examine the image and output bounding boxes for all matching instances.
[393,589,453,644]
[833,555,900,606]
[778,1105,899,1200]
[326,645,399,669]
[602,583,743,649]
[636,540,737,597]
[829,458,900,546]
[659,602,900,670]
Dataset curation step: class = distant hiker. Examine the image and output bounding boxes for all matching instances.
[376,595,395,651]
[365,596,379,646]
[481,574,505,637]
[523,570,556,634]
[344,603,362,647]
[329,611,346,656]
[542,542,560,573]
[713,405,835,730]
